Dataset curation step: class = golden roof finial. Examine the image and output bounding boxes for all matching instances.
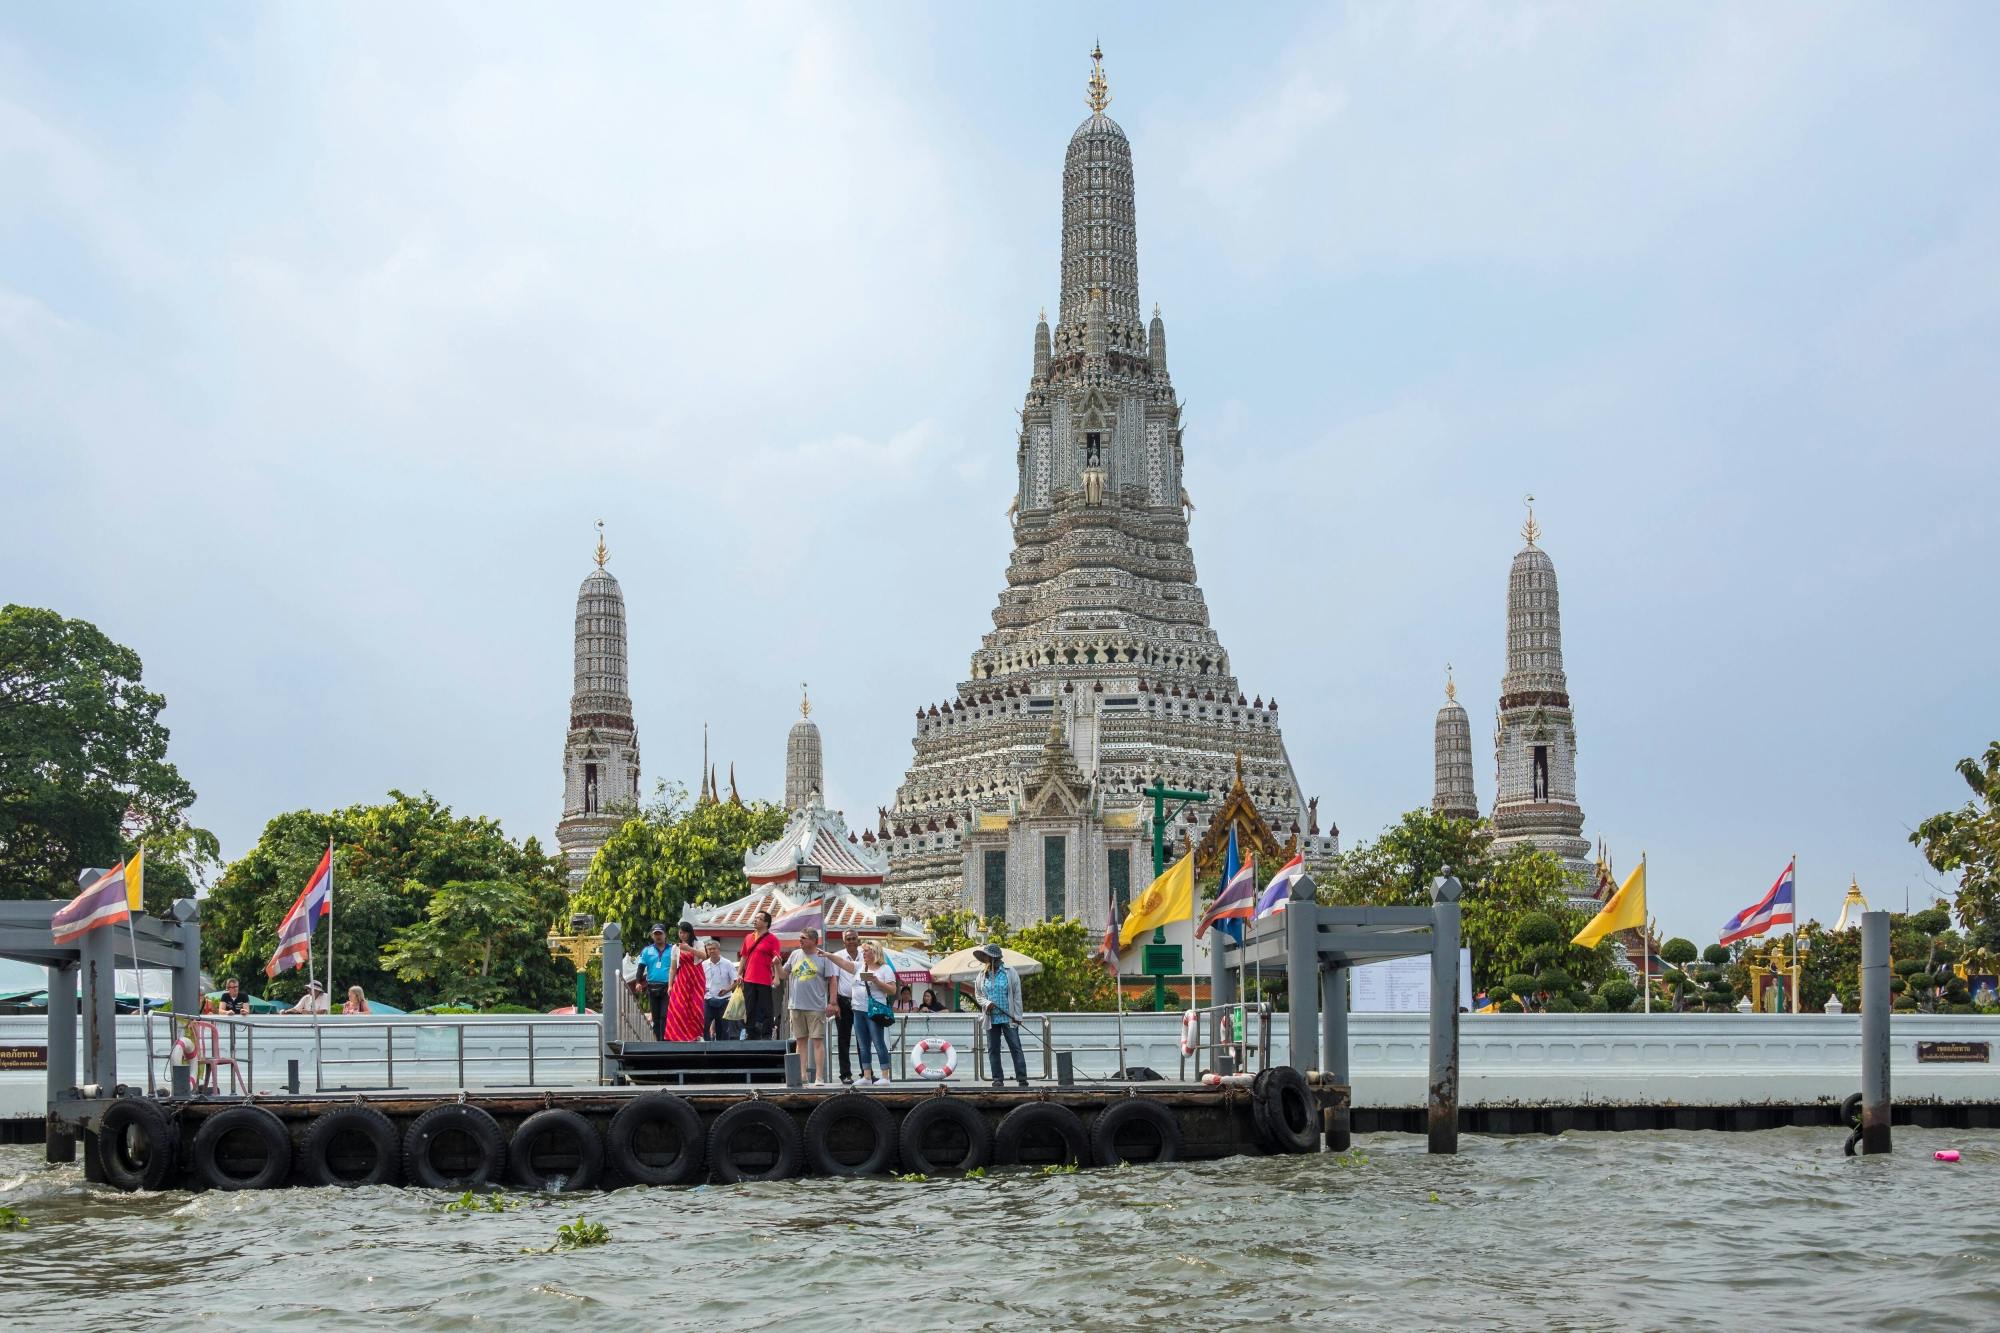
[593,519,608,569]
[1445,663,1457,703]
[800,682,812,719]
[1521,494,1541,547]
[1086,42,1111,114]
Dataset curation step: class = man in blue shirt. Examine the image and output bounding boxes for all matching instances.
[975,944,1028,1088]
[638,923,673,1041]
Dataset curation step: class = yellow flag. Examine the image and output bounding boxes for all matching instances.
[125,846,145,911]
[1573,859,1644,947]
[1121,851,1195,948]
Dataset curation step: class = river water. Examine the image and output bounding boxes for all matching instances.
[2,1128,1994,1330]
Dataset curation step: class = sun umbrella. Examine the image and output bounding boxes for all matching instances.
[928,946,1043,983]
[884,947,935,984]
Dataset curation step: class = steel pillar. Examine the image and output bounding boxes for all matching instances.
[79,923,117,1091]
[1427,877,1462,1155]
[1285,884,1319,1074]
[1209,928,1237,1066]
[169,900,201,1098]
[1320,962,1350,1151]
[601,922,623,1057]
[44,962,77,1163]
[1860,910,1891,1155]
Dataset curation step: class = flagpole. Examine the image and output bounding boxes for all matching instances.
[325,838,335,1015]
[123,851,146,1018]
[1641,853,1650,1015]
[1790,852,1800,1014]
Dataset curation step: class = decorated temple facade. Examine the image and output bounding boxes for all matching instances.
[879,49,1336,928]
[556,524,641,887]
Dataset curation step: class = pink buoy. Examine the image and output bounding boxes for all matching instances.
[1934,1150,1961,1162]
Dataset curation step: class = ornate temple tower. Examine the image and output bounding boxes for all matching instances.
[1433,668,1478,821]
[556,524,641,887]
[785,685,824,811]
[1490,505,1592,894]
[880,49,1336,926]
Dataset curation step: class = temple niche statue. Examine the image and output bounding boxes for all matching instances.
[877,49,1337,930]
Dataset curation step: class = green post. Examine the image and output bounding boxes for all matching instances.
[575,969,588,1015]
[1140,780,1209,1012]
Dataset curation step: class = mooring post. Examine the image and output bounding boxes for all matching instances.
[44,961,77,1163]
[1209,926,1236,1069]
[169,900,202,1098]
[1428,875,1463,1155]
[1860,910,1891,1154]
[600,922,623,1056]
[79,921,118,1092]
[1286,875,1319,1074]
[1320,962,1351,1151]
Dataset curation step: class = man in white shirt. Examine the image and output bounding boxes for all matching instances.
[287,981,331,1015]
[702,937,739,1041]
[833,928,866,1084]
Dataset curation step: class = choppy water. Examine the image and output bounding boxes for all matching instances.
[2,1128,1996,1331]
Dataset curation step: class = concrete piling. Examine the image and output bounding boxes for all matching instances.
[1860,910,1891,1155]
[1286,876,1319,1075]
[1428,875,1463,1155]
[44,962,76,1163]
[1320,962,1351,1151]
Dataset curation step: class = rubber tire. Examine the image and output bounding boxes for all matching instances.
[804,1094,897,1177]
[607,1093,706,1187]
[1091,1097,1184,1168]
[505,1108,603,1192]
[1840,1092,1863,1129]
[402,1104,507,1191]
[96,1097,179,1192]
[709,1101,803,1184]
[898,1097,992,1175]
[1253,1067,1320,1154]
[994,1101,1089,1168]
[300,1106,401,1187]
[192,1106,293,1191]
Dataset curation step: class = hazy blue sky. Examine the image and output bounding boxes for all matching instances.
[3,3,1995,940]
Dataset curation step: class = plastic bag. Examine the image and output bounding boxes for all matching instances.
[723,985,747,1024]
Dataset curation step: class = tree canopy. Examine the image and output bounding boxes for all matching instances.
[1911,740,2000,955]
[569,784,788,946]
[0,605,218,903]
[201,791,571,1010]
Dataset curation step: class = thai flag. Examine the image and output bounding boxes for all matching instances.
[1253,853,1306,921]
[265,846,332,978]
[1196,855,1257,940]
[1720,860,1795,946]
[1093,897,1124,977]
[51,862,132,946]
[769,897,824,936]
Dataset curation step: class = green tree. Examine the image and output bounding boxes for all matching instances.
[1660,937,1698,1009]
[1011,917,1116,1012]
[0,605,219,901]
[379,878,564,1008]
[1910,741,2000,954]
[571,784,787,946]
[202,791,570,1010]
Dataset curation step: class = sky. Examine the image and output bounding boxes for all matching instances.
[3,2,1996,942]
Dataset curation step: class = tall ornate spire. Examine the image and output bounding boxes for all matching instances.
[1086,42,1111,114]
[1057,48,1140,331]
[786,684,825,812]
[1521,494,1541,547]
[557,534,640,886]
[1433,664,1477,820]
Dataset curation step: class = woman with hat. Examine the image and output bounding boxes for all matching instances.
[974,944,1028,1088]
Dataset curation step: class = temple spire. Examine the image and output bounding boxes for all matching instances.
[593,518,608,569]
[1086,42,1110,113]
[1521,494,1541,547]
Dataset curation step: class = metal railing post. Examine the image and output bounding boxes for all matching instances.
[456,1025,466,1089]
[142,1011,157,1096]
[527,1023,537,1086]
[385,1024,396,1089]
[1042,1014,1053,1081]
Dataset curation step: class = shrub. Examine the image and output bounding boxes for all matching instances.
[1515,912,1561,948]
[1660,938,1698,967]
[1536,968,1574,996]
[1545,996,1577,1014]
[1702,944,1731,968]
[1599,979,1637,1013]
[1498,999,1524,1013]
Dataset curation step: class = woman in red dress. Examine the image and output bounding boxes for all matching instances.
[663,922,708,1042]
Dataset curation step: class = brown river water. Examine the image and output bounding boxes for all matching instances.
[2,1128,1995,1331]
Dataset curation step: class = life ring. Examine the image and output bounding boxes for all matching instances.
[1180,1009,1199,1057]
[169,1035,196,1068]
[913,1037,957,1080]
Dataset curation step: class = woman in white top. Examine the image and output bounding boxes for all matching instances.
[854,941,897,1085]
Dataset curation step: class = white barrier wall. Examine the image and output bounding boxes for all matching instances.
[2,1012,1995,1120]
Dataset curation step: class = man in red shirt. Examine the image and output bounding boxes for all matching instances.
[739,910,782,1040]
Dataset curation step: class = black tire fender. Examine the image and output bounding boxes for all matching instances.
[804,1093,897,1177]
[709,1101,803,1184]
[1253,1066,1320,1154]
[1091,1097,1184,1168]
[607,1093,706,1187]
[897,1096,992,1175]
[192,1106,293,1191]
[402,1103,507,1191]
[299,1105,401,1187]
[96,1097,179,1192]
[994,1101,1089,1167]
[508,1108,604,1192]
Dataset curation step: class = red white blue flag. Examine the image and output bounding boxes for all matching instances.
[769,897,825,936]
[51,862,132,946]
[1720,860,1795,946]
[266,845,332,978]
[1253,852,1306,921]
[1197,854,1257,940]
[1093,896,1124,978]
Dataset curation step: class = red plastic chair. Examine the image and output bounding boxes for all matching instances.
[186,1019,244,1095]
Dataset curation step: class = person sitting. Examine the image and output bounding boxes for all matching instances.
[215,977,252,1016]
[288,981,330,1014]
[918,987,946,1013]
[342,985,370,1015]
[893,983,914,1013]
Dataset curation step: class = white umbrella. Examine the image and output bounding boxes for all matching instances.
[928,946,1043,983]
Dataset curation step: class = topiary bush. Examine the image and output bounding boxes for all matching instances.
[1499,999,1524,1013]
[1545,996,1578,1014]
[1599,979,1637,1013]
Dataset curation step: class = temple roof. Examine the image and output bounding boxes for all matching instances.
[744,796,890,886]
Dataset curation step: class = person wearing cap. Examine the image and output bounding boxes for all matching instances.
[975,944,1028,1088]
[638,923,675,1042]
[287,981,331,1015]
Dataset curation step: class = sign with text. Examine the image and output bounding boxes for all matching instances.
[1350,950,1475,1013]
[0,1045,48,1072]
[1916,1040,1990,1064]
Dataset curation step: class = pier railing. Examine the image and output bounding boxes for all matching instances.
[137,1011,603,1095]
